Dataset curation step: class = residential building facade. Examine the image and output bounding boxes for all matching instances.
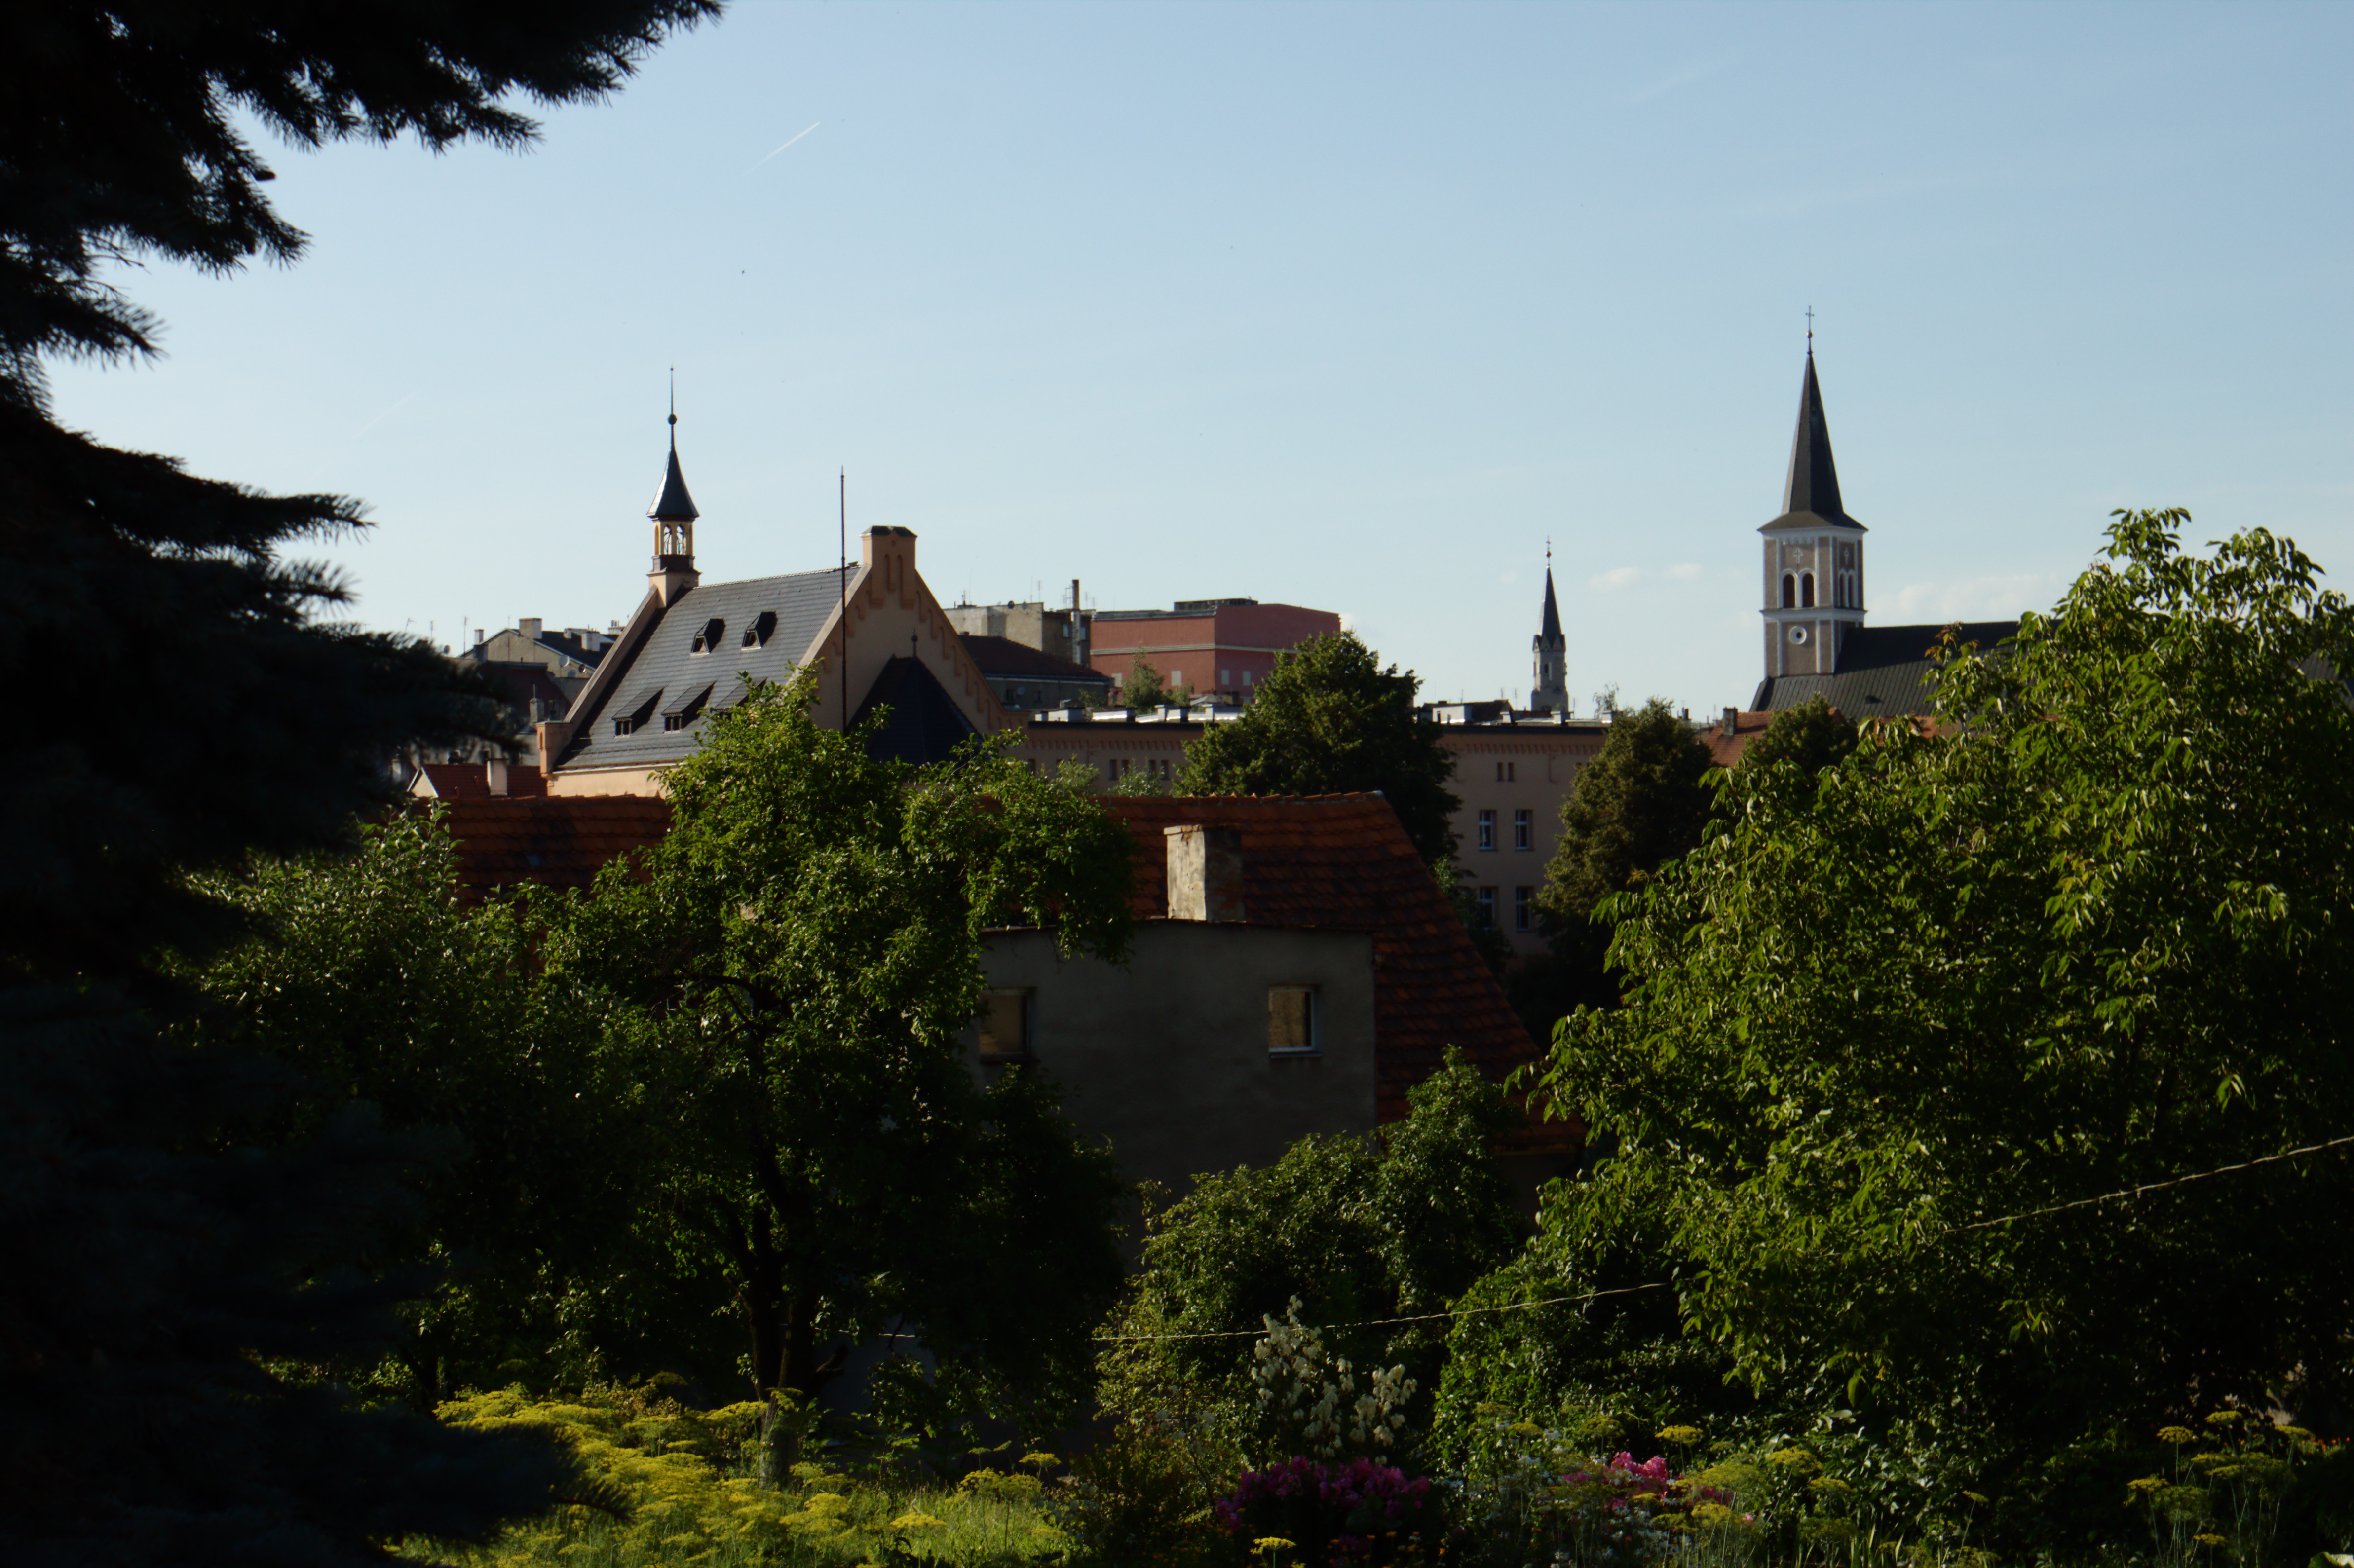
[1088,598,1341,703]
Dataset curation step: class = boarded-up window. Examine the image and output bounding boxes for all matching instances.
[1268,987,1320,1056]
[978,989,1032,1060]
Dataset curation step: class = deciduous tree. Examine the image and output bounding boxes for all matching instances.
[1535,512,2354,1512]
[545,670,1139,1430]
[1177,633,1461,865]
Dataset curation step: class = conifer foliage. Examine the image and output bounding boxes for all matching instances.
[0,5,716,1562]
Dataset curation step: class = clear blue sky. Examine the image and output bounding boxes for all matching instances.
[47,1,2352,713]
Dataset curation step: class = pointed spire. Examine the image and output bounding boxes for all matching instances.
[1540,545,1562,642]
[649,375,699,523]
[1780,346,1853,524]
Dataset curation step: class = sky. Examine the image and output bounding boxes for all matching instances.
[45,1,2354,714]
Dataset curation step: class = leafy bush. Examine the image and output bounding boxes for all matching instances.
[1213,1457,1451,1567]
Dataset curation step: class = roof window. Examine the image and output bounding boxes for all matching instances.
[743,611,777,649]
[611,688,662,737]
[661,683,714,732]
[690,618,726,655]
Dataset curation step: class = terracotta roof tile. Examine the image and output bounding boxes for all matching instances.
[1101,794,1543,1123]
[430,790,1549,1131]
[431,796,671,898]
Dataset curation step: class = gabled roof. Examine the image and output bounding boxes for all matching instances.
[961,635,1114,683]
[556,568,851,771]
[1763,351,1863,532]
[411,762,548,800]
[1538,568,1562,643]
[851,656,981,764]
[1099,794,1543,1123]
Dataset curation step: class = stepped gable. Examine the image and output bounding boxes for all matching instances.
[1101,793,1544,1123]
[432,797,671,899]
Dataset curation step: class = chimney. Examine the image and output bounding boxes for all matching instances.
[519,618,542,644]
[486,756,510,796]
[1164,825,1244,923]
[1721,706,1738,740]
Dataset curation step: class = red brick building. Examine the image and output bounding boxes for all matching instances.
[1087,598,1340,702]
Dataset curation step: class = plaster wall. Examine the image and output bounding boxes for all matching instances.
[972,922,1377,1213]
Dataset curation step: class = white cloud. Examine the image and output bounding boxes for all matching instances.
[1666,563,1703,581]
[1882,573,2065,623]
[1591,566,1643,592]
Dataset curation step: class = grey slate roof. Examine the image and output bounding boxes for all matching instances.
[1752,620,2019,715]
[651,444,699,521]
[959,634,1111,683]
[557,568,851,770]
[1539,568,1562,641]
[1762,351,1864,533]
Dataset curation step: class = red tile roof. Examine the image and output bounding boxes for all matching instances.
[1701,710,1779,769]
[430,796,671,898]
[1100,794,1543,1124]
[411,762,548,800]
[428,789,1549,1131]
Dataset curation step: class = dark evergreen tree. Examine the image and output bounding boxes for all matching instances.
[1177,632,1462,864]
[0,5,718,1561]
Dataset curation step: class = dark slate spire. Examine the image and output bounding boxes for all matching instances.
[1539,565,1562,641]
[649,393,699,523]
[1781,348,1851,524]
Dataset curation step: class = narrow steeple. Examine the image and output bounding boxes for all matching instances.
[647,376,700,605]
[1780,346,1852,525]
[1530,541,1568,714]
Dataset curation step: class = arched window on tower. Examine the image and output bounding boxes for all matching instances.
[1781,574,1796,608]
[1801,572,1816,608]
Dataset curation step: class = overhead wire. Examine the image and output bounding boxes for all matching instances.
[1090,1131,2354,1345]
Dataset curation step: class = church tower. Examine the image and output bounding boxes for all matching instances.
[1530,551,1568,713]
[648,394,701,607]
[1760,345,1866,679]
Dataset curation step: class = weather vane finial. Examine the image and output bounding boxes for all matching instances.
[667,367,678,444]
[1805,306,1814,354]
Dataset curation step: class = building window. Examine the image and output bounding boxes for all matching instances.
[1170,669,1183,688]
[690,617,726,654]
[1475,886,1498,928]
[1268,986,1321,1056]
[1801,572,1815,608]
[1514,886,1533,932]
[1494,760,1517,783]
[1220,668,1231,687]
[1782,573,1796,608]
[1243,669,1254,685]
[1514,808,1532,850]
[1108,758,1132,783]
[977,989,1032,1061]
[1477,809,1496,851]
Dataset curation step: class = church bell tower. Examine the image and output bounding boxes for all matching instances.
[1530,549,1568,713]
[1760,343,1866,679]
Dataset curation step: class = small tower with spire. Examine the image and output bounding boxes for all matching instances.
[1530,543,1568,713]
[1759,331,1866,679]
[648,382,701,606]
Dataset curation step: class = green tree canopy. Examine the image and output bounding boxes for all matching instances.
[1099,1055,1523,1455]
[543,669,1139,1431]
[1177,632,1461,864]
[1733,692,1857,778]
[1535,512,2354,1508]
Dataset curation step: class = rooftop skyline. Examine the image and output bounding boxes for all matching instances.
[44,0,2351,712]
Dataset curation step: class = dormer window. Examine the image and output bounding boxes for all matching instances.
[690,618,725,655]
[742,611,777,649]
[611,688,663,737]
[661,683,714,732]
